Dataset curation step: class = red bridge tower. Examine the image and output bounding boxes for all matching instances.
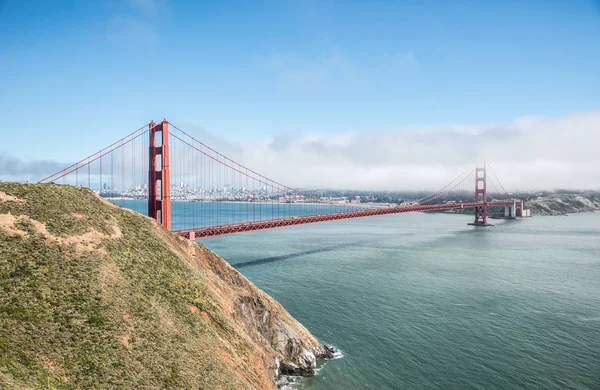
[470,164,489,226]
[148,120,171,230]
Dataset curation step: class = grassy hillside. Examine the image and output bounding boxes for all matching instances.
[527,193,600,215]
[0,183,321,389]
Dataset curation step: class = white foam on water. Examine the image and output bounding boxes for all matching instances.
[276,346,344,389]
[331,349,345,360]
[579,316,600,322]
[276,374,304,390]
[321,344,345,360]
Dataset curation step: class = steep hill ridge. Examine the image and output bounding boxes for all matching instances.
[526,193,600,215]
[0,183,328,389]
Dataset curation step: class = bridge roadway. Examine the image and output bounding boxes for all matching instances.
[176,200,516,239]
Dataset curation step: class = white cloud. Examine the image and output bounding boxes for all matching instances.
[4,110,598,192]
[0,154,68,182]
[181,109,600,191]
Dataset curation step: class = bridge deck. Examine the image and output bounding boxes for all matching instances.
[176,201,515,238]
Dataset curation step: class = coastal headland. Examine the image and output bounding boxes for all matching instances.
[0,182,333,389]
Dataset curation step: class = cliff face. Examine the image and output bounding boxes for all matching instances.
[526,194,600,216]
[0,183,326,389]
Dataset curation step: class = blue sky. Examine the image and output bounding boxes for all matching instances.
[1,0,600,189]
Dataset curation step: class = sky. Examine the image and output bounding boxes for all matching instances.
[1,0,599,190]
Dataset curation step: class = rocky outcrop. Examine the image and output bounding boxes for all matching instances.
[232,293,335,380]
[231,293,336,379]
[312,344,337,360]
[186,235,332,386]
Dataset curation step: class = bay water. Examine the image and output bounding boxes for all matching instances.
[117,200,600,389]
[202,212,600,389]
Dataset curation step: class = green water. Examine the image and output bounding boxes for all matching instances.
[201,212,600,389]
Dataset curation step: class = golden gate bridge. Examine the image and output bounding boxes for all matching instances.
[38,120,525,238]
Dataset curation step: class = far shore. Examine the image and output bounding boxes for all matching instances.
[104,197,399,208]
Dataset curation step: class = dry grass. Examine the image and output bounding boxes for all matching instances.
[0,213,121,256]
[0,213,27,238]
[0,191,25,203]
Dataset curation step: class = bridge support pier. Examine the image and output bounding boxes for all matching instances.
[504,200,529,218]
[504,203,515,218]
[148,120,171,230]
[468,164,492,226]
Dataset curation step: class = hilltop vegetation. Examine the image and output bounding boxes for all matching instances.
[0,183,325,389]
[526,193,600,215]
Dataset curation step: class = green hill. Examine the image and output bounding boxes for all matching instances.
[0,182,327,389]
[526,193,600,215]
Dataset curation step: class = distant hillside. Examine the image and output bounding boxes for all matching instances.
[526,193,600,215]
[0,183,330,389]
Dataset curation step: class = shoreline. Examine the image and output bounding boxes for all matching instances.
[104,197,396,208]
[105,197,600,217]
